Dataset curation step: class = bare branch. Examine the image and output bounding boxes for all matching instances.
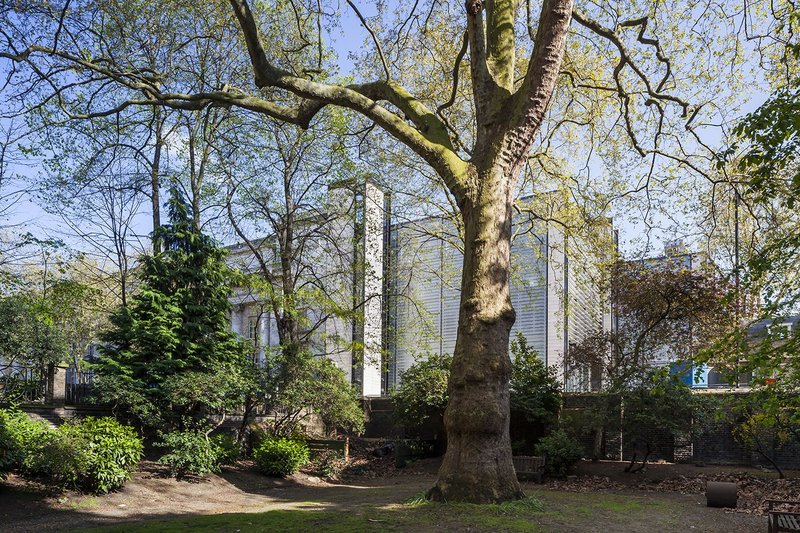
[571,8,693,119]
[437,30,469,116]
[345,0,391,81]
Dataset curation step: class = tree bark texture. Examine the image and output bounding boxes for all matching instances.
[150,107,164,254]
[429,163,522,502]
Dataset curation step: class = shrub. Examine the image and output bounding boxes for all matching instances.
[157,430,221,476]
[251,354,365,438]
[395,439,437,468]
[58,417,143,493]
[392,337,562,446]
[28,429,90,485]
[248,421,307,453]
[0,408,51,477]
[1,411,141,491]
[212,433,241,466]
[391,353,451,435]
[510,333,562,427]
[308,450,344,479]
[535,429,583,478]
[15,415,142,492]
[253,437,309,476]
[620,372,697,472]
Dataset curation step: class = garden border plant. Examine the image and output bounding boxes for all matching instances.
[0,408,143,493]
[253,437,310,477]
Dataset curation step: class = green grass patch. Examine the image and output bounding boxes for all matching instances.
[81,497,548,533]
[79,491,692,533]
[83,510,378,533]
[68,497,100,510]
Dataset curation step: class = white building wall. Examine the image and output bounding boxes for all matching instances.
[390,222,447,380]
[509,227,549,360]
[388,215,591,390]
[226,185,611,396]
[545,226,567,383]
[360,181,385,396]
[321,185,356,380]
[225,179,387,396]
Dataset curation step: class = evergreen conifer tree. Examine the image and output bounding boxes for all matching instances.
[95,189,251,429]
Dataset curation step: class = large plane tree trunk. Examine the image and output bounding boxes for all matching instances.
[222,0,571,501]
[429,163,522,502]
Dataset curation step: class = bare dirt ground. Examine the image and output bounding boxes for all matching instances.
[0,455,794,532]
[0,461,433,532]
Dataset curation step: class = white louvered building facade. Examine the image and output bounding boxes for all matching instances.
[228,182,613,396]
[386,214,612,392]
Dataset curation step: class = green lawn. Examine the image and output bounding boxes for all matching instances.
[79,491,745,533]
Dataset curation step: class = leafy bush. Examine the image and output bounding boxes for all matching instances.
[395,439,437,468]
[0,408,50,477]
[510,333,562,427]
[253,354,365,438]
[308,450,344,479]
[212,433,241,466]
[535,429,583,478]
[253,437,309,476]
[12,415,142,493]
[57,417,143,493]
[0,411,142,491]
[157,430,222,476]
[393,336,562,445]
[28,429,90,485]
[391,353,451,433]
[621,371,697,472]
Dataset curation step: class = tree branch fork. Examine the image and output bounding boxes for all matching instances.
[2,0,693,206]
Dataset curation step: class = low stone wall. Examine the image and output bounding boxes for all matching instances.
[9,390,799,471]
[10,404,113,426]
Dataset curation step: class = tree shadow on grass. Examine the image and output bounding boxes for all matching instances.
[217,463,433,507]
[0,467,767,533]
[0,464,434,533]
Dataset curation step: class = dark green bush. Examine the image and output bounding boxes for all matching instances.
[29,429,90,484]
[0,407,50,477]
[0,411,141,491]
[391,354,451,440]
[253,437,309,477]
[4,414,142,492]
[510,333,562,427]
[535,429,583,478]
[57,417,143,493]
[157,430,222,476]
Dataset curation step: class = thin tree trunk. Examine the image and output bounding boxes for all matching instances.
[593,426,604,461]
[429,164,523,503]
[754,441,785,479]
[151,108,163,253]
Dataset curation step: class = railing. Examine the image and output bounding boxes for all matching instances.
[0,368,47,404]
[65,368,96,406]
